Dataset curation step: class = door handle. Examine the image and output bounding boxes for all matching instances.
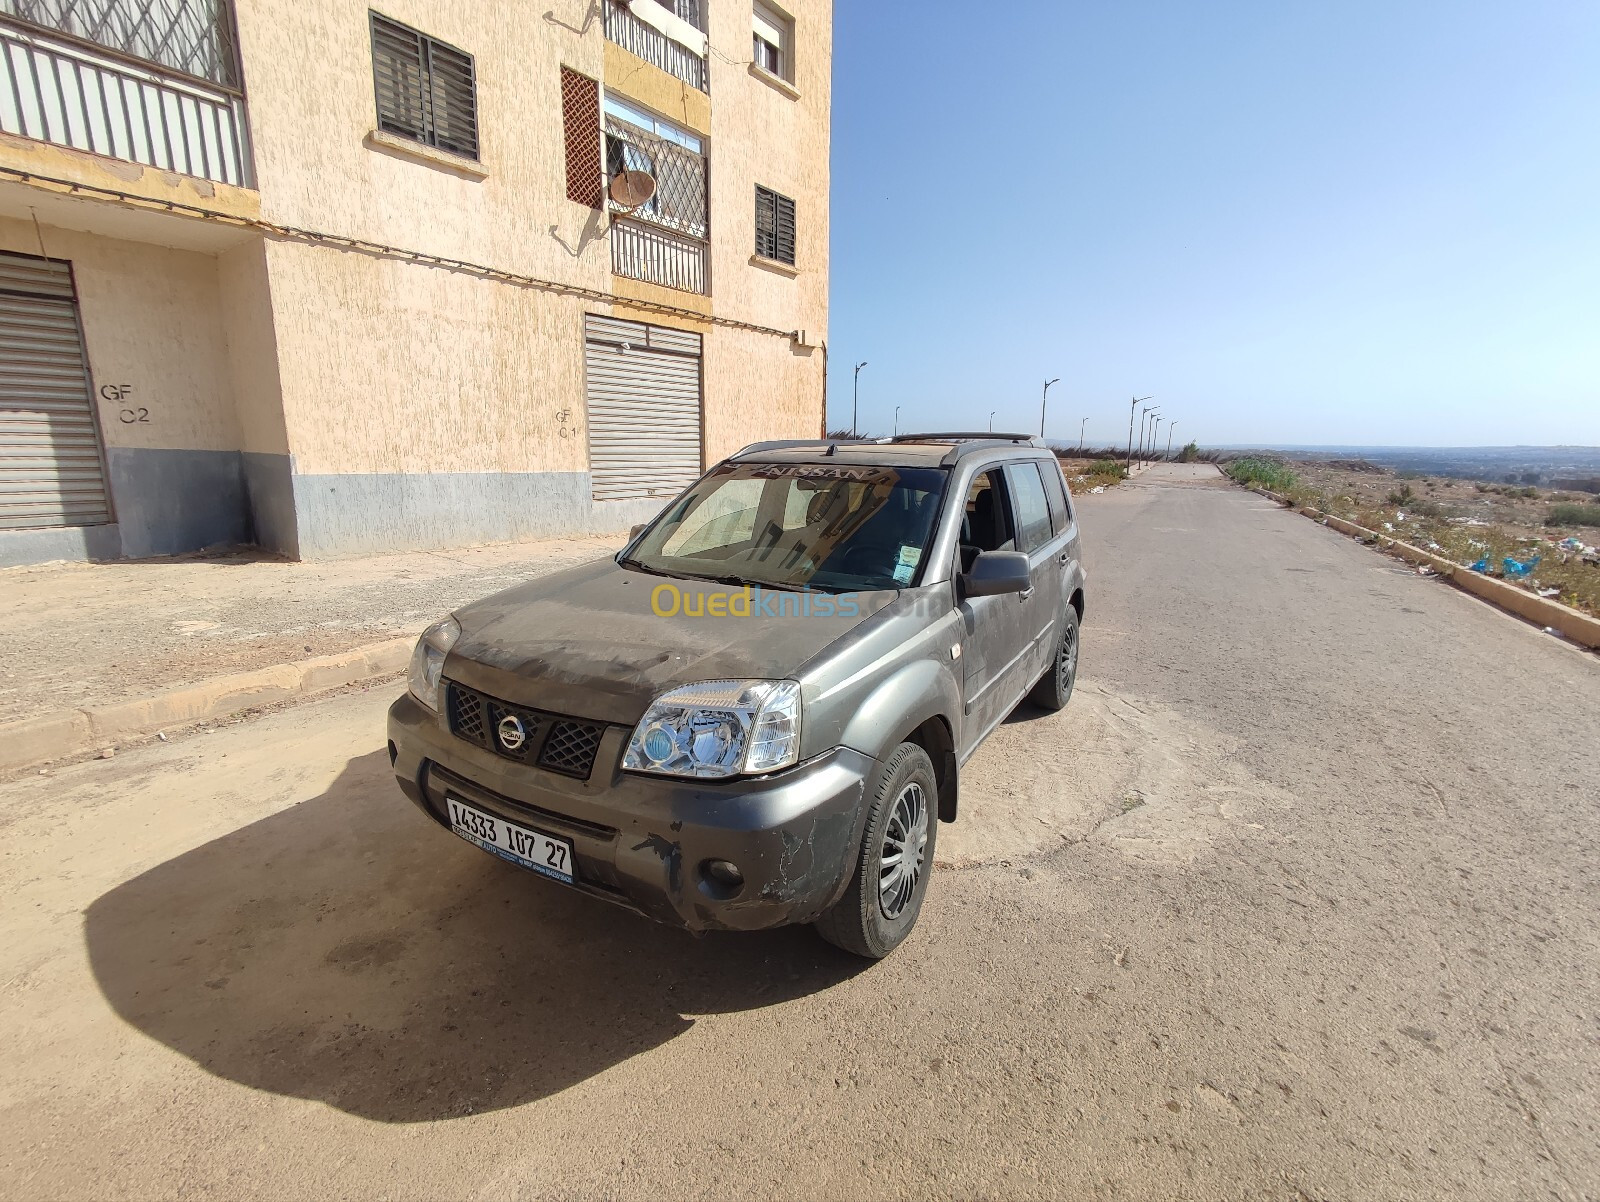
[1019,587,1034,600]
[1058,551,1069,565]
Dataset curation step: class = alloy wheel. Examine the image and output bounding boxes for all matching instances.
[878,781,928,919]
[1058,621,1078,692]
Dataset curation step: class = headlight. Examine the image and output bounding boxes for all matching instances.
[623,679,802,779]
[406,616,460,712]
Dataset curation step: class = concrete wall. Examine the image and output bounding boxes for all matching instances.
[0,217,251,560]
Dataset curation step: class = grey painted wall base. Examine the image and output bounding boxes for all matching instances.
[105,447,251,559]
[291,469,612,558]
[241,452,299,559]
[0,460,673,566]
[0,522,122,567]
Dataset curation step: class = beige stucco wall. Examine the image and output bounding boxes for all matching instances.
[263,239,590,476]
[233,0,612,297]
[0,217,238,454]
[217,240,289,457]
[705,0,831,346]
[701,326,824,465]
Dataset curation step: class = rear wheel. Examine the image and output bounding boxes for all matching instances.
[1028,604,1080,712]
[815,742,938,960]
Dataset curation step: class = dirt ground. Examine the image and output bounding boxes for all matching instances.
[0,533,620,725]
[1281,459,1600,615]
[3,463,1597,1200]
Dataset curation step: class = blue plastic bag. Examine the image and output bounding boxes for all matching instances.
[1502,555,1540,578]
[1468,558,1489,573]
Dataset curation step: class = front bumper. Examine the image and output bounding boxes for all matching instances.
[387,692,874,933]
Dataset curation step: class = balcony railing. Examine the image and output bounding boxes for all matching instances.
[610,218,707,295]
[602,0,707,94]
[0,2,251,187]
[604,112,707,294]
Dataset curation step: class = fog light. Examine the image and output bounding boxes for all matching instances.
[705,859,744,887]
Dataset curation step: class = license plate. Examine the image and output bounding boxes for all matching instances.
[446,797,575,883]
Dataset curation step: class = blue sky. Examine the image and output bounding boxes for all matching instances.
[822,1,1600,449]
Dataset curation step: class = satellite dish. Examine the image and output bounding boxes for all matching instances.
[609,170,657,208]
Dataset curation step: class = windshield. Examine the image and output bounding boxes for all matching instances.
[625,462,950,592]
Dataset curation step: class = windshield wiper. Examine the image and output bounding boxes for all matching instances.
[617,556,689,580]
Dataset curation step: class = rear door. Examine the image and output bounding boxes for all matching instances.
[1003,459,1066,687]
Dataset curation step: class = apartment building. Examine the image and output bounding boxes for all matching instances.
[0,0,830,562]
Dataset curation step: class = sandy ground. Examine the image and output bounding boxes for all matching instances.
[1,462,1597,1200]
[0,534,620,724]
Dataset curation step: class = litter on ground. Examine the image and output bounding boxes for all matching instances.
[1503,555,1540,579]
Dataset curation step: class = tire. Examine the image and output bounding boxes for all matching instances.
[1028,604,1080,712]
[815,742,939,960]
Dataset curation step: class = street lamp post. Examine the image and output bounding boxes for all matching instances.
[1139,406,1158,467]
[1126,396,1152,463]
[1150,416,1163,466]
[989,410,996,432]
[1040,378,1060,439]
[1078,416,1087,453]
[1166,421,1177,461]
[894,405,901,437]
[852,361,868,436]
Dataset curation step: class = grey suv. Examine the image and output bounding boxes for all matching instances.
[387,434,1086,958]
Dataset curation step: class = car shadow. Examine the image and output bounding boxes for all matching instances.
[83,749,865,1123]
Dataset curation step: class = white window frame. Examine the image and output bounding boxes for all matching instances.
[752,0,794,82]
[602,94,703,154]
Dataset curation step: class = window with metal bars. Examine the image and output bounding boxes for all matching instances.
[369,11,478,160]
[754,186,796,265]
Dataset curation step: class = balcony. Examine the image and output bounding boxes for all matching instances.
[605,110,707,295]
[602,0,707,94]
[0,0,251,188]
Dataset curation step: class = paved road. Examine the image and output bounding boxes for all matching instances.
[3,463,1597,1200]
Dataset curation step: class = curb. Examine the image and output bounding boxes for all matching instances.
[0,635,415,773]
[1250,487,1600,650]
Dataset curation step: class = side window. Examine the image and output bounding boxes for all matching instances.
[956,470,1016,572]
[1005,462,1054,553]
[1039,457,1073,532]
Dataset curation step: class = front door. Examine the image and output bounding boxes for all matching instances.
[954,468,1034,756]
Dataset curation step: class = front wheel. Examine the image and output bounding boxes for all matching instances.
[815,742,938,960]
[1028,604,1080,712]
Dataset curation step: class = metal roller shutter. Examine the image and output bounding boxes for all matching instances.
[0,252,110,530]
[584,315,703,502]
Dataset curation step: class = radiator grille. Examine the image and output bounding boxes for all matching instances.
[445,682,606,779]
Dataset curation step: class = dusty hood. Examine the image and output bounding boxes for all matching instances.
[444,558,894,724]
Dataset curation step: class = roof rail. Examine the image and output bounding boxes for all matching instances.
[728,438,841,458]
[890,432,1043,445]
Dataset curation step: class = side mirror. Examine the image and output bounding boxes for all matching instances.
[628,522,648,542]
[962,550,1032,597]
